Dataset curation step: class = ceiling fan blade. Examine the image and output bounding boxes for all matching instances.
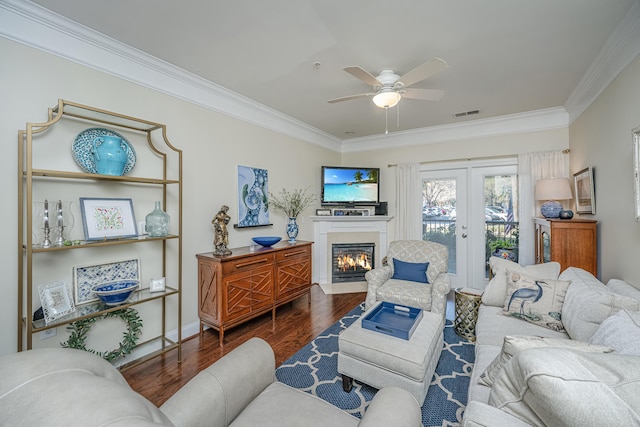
[398,57,448,88]
[327,93,375,103]
[402,88,447,101]
[343,66,381,87]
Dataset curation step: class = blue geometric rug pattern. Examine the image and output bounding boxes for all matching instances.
[276,303,475,426]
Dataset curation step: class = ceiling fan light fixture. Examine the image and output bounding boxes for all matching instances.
[373,90,401,108]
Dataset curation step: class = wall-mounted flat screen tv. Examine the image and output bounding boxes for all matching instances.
[321,166,380,206]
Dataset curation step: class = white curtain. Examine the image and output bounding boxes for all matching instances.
[394,162,422,240]
[518,150,568,264]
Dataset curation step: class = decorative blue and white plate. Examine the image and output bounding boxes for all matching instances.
[73,258,140,305]
[72,128,136,175]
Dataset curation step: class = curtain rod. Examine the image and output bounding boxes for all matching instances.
[387,149,570,167]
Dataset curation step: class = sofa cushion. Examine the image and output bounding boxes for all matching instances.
[479,335,612,387]
[590,309,640,355]
[607,279,640,302]
[482,257,561,307]
[0,348,171,427]
[503,271,570,331]
[475,305,569,348]
[489,348,640,426]
[391,258,429,283]
[560,267,640,341]
[231,382,359,427]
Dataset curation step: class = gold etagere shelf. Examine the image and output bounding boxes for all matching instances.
[18,99,182,367]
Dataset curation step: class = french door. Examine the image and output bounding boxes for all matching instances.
[421,161,518,290]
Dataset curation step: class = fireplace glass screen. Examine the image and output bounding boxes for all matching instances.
[332,243,374,283]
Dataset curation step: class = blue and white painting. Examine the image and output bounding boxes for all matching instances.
[237,165,269,227]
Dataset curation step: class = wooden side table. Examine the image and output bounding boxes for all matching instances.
[454,288,483,342]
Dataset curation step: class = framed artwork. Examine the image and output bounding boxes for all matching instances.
[236,165,270,228]
[150,277,166,293]
[80,197,137,240]
[73,258,140,304]
[634,126,640,221]
[38,280,76,324]
[574,167,595,214]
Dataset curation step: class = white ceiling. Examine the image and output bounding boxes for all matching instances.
[21,0,640,141]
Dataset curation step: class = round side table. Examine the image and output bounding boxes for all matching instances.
[454,287,483,342]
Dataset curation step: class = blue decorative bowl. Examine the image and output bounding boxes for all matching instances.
[252,236,282,247]
[92,280,139,306]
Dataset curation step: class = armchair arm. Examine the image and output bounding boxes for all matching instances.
[358,387,422,427]
[430,272,451,317]
[364,266,393,310]
[160,337,275,427]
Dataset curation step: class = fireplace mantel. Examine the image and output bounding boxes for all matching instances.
[311,216,392,285]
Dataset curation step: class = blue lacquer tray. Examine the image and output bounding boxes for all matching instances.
[362,302,423,340]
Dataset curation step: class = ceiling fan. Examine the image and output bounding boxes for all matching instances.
[327,57,448,109]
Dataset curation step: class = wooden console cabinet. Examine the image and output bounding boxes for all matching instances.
[197,241,313,345]
[534,218,597,276]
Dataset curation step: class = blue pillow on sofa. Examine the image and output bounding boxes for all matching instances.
[391,259,429,283]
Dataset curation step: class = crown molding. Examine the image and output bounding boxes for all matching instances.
[2,0,636,153]
[0,0,343,152]
[341,107,569,153]
[564,0,640,124]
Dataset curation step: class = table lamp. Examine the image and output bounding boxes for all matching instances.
[535,178,572,218]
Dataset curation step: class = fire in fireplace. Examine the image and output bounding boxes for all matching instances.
[332,243,374,283]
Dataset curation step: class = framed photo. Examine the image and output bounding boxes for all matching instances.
[150,277,166,293]
[73,258,140,304]
[38,280,76,324]
[316,208,332,216]
[80,197,137,240]
[574,167,595,214]
[634,126,640,221]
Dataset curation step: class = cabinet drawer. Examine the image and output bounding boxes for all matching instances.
[221,253,275,275]
[275,245,311,262]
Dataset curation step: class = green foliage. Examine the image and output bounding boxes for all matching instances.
[61,308,142,362]
[269,187,316,218]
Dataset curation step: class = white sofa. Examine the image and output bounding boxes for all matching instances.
[0,337,422,427]
[462,260,640,426]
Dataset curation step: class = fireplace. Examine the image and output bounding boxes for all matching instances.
[332,243,374,283]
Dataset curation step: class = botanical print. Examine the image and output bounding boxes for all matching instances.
[93,206,126,231]
[237,165,269,227]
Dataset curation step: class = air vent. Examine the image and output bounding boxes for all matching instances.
[453,110,480,118]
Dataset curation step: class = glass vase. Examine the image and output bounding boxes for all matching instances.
[286,217,299,243]
[146,201,170,237]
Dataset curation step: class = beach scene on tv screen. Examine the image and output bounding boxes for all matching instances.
[323,168,378,202]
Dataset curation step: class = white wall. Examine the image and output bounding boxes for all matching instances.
[0,38,340,357]
[343,128,570,243]
[569,53,640,284]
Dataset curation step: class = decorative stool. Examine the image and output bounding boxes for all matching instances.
[454,287,483,341]
[338,302,444,405]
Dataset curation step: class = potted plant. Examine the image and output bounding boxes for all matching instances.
[489,239,517,261]
[269,187,316,243]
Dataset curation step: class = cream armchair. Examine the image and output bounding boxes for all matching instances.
[364,240,450,317]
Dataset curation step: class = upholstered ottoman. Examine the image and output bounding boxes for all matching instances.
[338,303,444,404]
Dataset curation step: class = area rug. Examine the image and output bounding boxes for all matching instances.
[276,303,475,426]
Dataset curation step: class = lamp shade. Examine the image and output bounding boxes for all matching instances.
[373,89,401,108]
[535,178,572,218]
[535,178,572,201]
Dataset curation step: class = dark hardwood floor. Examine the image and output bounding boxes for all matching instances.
[122,284,365,407]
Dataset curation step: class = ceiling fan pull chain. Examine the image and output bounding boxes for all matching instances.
[385,107,389,134]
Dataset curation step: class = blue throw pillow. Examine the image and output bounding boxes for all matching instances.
[391,259,429,283]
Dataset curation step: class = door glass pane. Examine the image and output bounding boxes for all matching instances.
[422,178,456,273]
[484,174,519,278]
